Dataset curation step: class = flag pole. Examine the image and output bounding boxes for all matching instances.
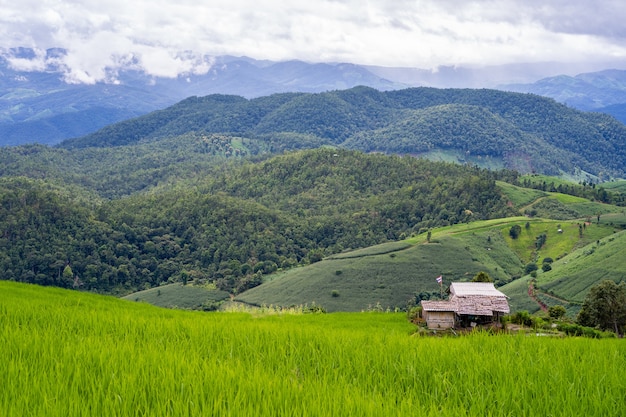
[436,275,443,299]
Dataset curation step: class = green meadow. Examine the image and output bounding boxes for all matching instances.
[2,281,626,416]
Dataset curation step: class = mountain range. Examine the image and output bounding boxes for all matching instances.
[0,48,400,146]
[54,86,626,181]
[5,47,626,146]
[503,69,626,124]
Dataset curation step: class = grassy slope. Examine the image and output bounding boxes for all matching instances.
[236,232,522,312]
[236,217,619,313]
[603,179,626,193]
[500,229,626,315]
[120,282,230,309]
[237,206,622,313]
[535,230,626,302]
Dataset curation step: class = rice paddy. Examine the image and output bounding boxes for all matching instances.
[1,281,625,416]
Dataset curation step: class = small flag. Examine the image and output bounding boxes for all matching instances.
[436,275,443,284]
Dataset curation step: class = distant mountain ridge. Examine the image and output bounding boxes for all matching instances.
[503,69,626,124]
[58,86,626,179]
[5,47,626,147]
[0,48,402,146]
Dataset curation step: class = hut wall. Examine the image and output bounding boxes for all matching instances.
[424,311,456,329]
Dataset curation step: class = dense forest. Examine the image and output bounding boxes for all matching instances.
[0,149,518,295]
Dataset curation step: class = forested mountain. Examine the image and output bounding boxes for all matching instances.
[0,149,517,295]
[57,87,626,179]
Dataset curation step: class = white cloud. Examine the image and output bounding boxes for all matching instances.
[1,0,626,83]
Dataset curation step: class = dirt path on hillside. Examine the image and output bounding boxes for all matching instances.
[517,196,547,214]
[528,282,548,312]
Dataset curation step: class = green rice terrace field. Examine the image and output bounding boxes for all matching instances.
[2,281,625,416]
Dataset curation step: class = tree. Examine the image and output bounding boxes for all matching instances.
[577,280,626,336]
[509,224,522,239]
[62,265,74,287]
[471,271,493,282]
[524,263,538,275]
[548,305,566,320]
[535,233,547,250]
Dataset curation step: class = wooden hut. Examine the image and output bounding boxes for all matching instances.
[421,282,510,329]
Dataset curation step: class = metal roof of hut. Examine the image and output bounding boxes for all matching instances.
[449,282,510,316]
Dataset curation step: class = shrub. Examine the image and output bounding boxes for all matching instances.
[555,323,610,338]
[407,306,422,324]
[471,271,493,282]
[548,305,567,320]
[331,290,340,297]
[305,303,326,314]
[510,310,533,326]
[202,300,222,311]
[530,316,546,329]
[535,233,547,250]
[308,250,324,263]
[555,323,619,338]
[525,263,538,274]
[509,224,522,239]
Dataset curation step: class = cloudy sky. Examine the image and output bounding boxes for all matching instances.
[2,0,626,83]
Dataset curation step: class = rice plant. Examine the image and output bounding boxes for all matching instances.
[1,281,625,416]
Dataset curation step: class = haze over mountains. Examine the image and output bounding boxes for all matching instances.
[503,70,626,125]
[4,47,626,146]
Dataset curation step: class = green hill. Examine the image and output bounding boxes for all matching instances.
[257,175,626,316]
[235,229,521,312]
[235,212,622,313]
[3,147,623,310]
[500,229,626,316]
[537,230,626,302]
[55,86,626,179]
[0,133,267,199]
